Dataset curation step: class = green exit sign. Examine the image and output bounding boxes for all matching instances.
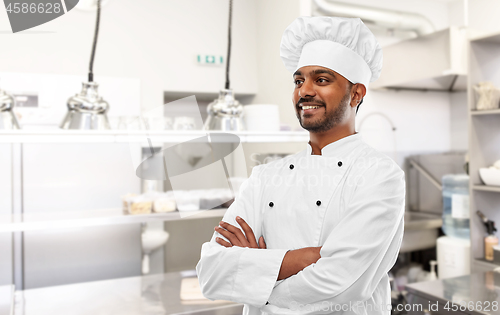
[197,55,224,66]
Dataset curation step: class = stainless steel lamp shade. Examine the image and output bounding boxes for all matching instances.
[204,89,244,131]
[60,82,110,130]
[0,89,20,129]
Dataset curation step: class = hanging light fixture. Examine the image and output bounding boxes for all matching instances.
[60,0,110,130]
[204,0,245,131]
[75,0,112,11]
[0,81,21,129]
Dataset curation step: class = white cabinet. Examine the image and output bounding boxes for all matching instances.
[371,27,468,92]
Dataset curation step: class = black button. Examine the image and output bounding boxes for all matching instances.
[269,202,274,207]
[338,161,343,167]
[289,164,294,169]
[316,200,321,206]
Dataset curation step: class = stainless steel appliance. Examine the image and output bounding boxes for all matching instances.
[204,89,244,131]
[0,88,20,129]
[401,151,467,253]
[60,82,110,130]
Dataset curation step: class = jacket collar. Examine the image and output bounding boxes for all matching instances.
[306,132,363,157]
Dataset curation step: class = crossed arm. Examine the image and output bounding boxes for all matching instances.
[215,216,321,281]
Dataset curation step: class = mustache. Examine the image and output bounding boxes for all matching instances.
[296,98,326,107]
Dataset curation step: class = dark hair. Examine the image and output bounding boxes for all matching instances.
[356,99,363,114]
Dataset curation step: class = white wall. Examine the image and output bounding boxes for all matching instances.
[0,0,259,114]
[468,0,500,37]
[450,91,468,151]
[448,0,467,27]
[252,0,302,130]
[356,90,452,166]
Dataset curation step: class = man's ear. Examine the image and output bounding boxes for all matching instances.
[351,83,367,107]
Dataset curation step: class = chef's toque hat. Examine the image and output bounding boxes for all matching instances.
[280,16,383,87]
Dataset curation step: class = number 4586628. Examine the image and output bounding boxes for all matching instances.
[6,2,62,14]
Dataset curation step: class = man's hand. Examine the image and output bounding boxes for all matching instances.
[215,216,266,249]
[214,217,320,281]
[278,247,321,280]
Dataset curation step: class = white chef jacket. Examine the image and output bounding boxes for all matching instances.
[196,133,405,315]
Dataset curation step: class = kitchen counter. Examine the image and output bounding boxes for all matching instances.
[13,271,242,315]
[406,271,500,314]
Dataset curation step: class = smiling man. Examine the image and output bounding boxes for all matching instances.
[293,66,364,151]
[196,16,405,315]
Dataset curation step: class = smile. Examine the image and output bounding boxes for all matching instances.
[299,104,325,114]
[301,105,322,110]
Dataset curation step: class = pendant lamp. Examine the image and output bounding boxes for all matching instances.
[60,0,110,130]
[203,0,244,131]
[0,81,20,129]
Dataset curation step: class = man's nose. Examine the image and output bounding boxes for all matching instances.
[298,80,316,98]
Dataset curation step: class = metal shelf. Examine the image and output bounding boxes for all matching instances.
[474,258,500,270]
[471,109,500,116]
[473,185,500,192]
[468,34,500,272]
[471,31,500,44]
[0,130,309,144]
[0,208,227,232]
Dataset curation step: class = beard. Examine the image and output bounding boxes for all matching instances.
[295,90,350,133]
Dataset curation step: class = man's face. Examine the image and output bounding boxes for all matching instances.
[292,66,352,133]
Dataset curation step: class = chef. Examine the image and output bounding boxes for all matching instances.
[196,16,405,315]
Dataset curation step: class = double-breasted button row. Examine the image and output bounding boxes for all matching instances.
[289,162,342,169]
[268,200,321,207]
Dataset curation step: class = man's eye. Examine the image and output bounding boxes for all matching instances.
[294,80,303,85]
[317,78,328,83]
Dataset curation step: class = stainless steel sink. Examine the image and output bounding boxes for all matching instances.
[400,211,442,253]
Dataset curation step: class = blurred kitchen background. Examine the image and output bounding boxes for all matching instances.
[2,0,500,314]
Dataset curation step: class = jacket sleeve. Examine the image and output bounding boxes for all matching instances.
[196,164,288,307]
[267,159,405,308]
